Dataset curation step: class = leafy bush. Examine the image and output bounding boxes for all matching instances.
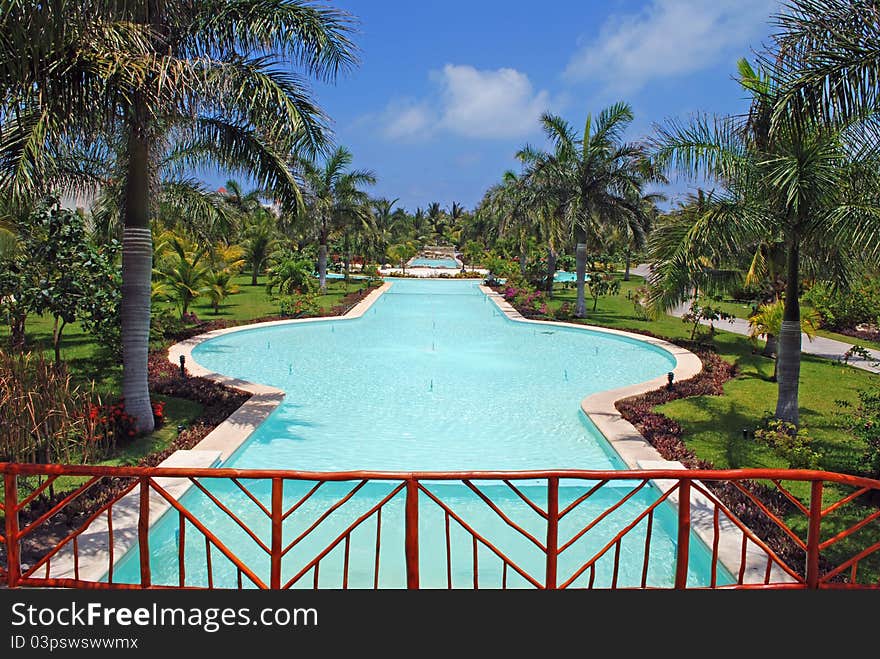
[266,252,317,296]
[150,308,191,345]
[279,292,319,317]
[803,279,880,330]
[484,255,516,284]
[754,419,821,469]
[0,351,165,464]
[554,302,574,321]
[556,254,576,272]
[837,388,880,478]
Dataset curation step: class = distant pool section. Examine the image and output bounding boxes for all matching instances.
[409,256,461,268]
[555,271,590,283]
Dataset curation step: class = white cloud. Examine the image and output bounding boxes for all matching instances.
[377,64,550,142]
[436,64,550,139]
[564,0,778,93]
[383,103,435,141]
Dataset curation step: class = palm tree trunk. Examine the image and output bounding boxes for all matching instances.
[318,243,328,290]
[546,248,557,297]
[575,242,588,317]
[775,241,801,425]
[624,250,631,281]
[251,267,258,286]
[121,117,155,434]
[762,334,777,357]
[519,250,527,277]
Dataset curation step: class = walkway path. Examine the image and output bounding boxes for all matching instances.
[629,264,880,374]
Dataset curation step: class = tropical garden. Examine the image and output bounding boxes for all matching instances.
[1,0,880,582]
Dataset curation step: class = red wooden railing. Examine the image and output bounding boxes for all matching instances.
[1,462,879,589]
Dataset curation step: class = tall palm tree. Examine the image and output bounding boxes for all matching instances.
[518,105,653,315]
[482,170,536,277]
[771,0,880,130]
[426,202,446,241]
[649,59,880,424]
[1,1,357,432]
[370,197,401,264]
[300,146,375,290]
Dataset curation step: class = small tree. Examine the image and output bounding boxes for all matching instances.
[21,206,120,363]
[153,236,211,318]
[387,242,417,274]
[681,300,735,341]
[206,270,240,315]
[587,270,620,312]
[463,240,485,271]
[748,299,820,381]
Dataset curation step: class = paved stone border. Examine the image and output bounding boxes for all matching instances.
[481,285,793,585]
[44,283,393,583]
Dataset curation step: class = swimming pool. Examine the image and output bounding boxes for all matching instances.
[409,257,460,268]
[113,279,731,587]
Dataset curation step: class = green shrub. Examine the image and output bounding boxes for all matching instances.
[803,279,880,330]
[837,388,880,478]
[279,292,319,317]
[754,419,821,469]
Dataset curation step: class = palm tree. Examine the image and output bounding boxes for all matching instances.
[387,242,417,274]
[205,269,240,315]
[300,147,376,290]
[481,170,535,277]
[370,197,401,264]
[771,0,880,130]
[649,59,880,424]
[518,105,654,316]
[242,211,279,286]
[153,236,211,318]
[1,1,357,432]
[426,202,446,241]
[748,299,820,381]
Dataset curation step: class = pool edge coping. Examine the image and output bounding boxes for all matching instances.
[480,285,793,585]
[68,279,788,586]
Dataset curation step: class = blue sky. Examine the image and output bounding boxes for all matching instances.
[211,0,781,211]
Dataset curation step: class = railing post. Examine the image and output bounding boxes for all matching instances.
[806,480,824,589]
[4,471,20,588]
[270,478,283,589]
[405,478,419,589]
[546,477,559,589]
[674,479,691,590]
[138,476,151,588]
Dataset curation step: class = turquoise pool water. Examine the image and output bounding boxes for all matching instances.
[554,271,577,283]
[410,257,460,268]
[113,279,731,587]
